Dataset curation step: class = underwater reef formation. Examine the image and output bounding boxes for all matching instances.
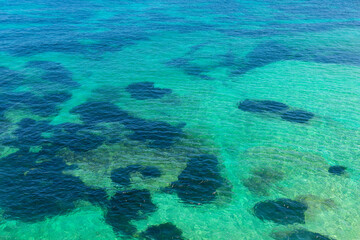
[0,150,107,222]
[272,229,334,240]
[141,222,184,240]
[238,99,289,114]
[238,99,314,124]
[165,154,225,205]
[141,166,162,178]
[30,91,72,117]
[234,41,292,75]
[26,61,79,87]
[233,41,360,75]
[328,165,347,176]
[105,189,157,236]
[281,110,314,123]
[0,90,72,117]
[0,66,24,90]
[43,91,72,104]
[71,101,184,148]
[4,99,184,153]
[253,198,308,225]
[51,131,106,152]
[166,57,212,80]
[123,117,184,149]
[70,101,130,125]
[9,118,52,150]
[3,118,105,153]
[111,165,161,187]
[126,82,172,100]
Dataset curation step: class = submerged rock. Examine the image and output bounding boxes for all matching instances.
[6,116,106,153]
[281,110,314,123]
[51,131,106,152]
[124,117,184,149]
[166,154,225,205]
[53,122,86,134]
[0,151,106,222]
[70,101,129,125]
[111,165,142,187]
[141,222,184,240]
[43,91,72,104]
[126,82,172,100]
[166,57,211,80]
[238,99,289,114]
[141,166,162,178]
[26,61,79,87]
[328,165,346,176]
[3,118,52,150]
[111,165,161,187]
[253,198,308,225]
[235,41,292,75]
[0,89,72,117]
[0,66,24,90]
[71,101,184,148]
[105,189,157,235]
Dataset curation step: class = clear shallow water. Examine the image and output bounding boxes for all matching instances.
[0,0,360,239]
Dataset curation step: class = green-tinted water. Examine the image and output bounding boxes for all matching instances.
[0,0,360,239]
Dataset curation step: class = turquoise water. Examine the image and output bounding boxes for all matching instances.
[0,0,360,239]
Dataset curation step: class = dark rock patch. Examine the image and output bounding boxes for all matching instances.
[106,136,123,144]
[50,131,106,152]
[70,101,184,148]
[281,110,314,123]
[105,189,157,235]
[165,154,225,205]
[43,91,72,104]
[0,91,70,117]
[124,117,184,148]
[42,71,79,87]
[253,198,307,225]
[238,99,289,114]
[141,222,184,240]
[141,166,162,178]
[166,58,212,80]
[26,61,79,87]
[126,82,172,100]
[0,92,32,115]
[304,48,360,66]
[15,118,51,142]
[235,41,292,75]
[0,151,107,222]
[52,122,87,134]
[70,101,129,125]
[87,30,149,55]
[28,92,72,117]
[3,118,52,150]
[4,118,105,153]
[111,165,142,187]
[28,97,60,117]
[111,165,161,187]
[328,165,346,176]
[0,66,24,90]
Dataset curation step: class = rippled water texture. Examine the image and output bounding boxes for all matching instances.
[0,0,359,239]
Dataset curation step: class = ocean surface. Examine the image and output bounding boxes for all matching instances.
[0,0,360,239]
